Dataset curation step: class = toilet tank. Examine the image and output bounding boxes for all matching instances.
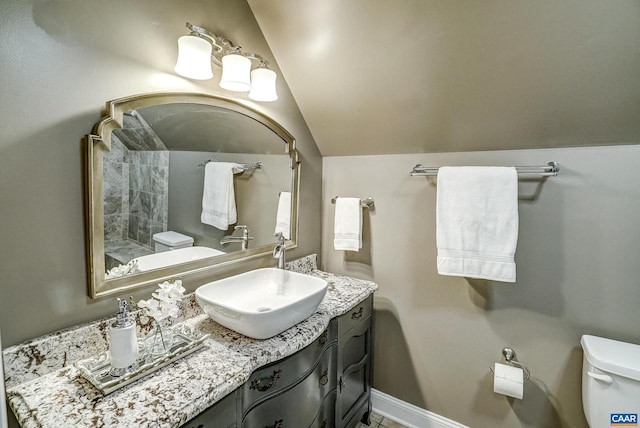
[153,231,194,253]
[581,335,640,428]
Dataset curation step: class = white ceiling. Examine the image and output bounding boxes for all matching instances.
[248,0,640,156]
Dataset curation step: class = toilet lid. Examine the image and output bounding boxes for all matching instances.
[153,231,194,246]
[581,334,640,381]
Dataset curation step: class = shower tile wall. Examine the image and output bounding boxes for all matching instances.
[128,149,169,247]
[104,136,129,244]
[103,135,169,250]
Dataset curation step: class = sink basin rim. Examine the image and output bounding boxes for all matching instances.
[133,246,226,272]
[195,268,328,339]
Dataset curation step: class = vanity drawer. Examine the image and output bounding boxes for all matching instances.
[310,390,337,428]
[338,295,373,338]
[241,346,336,427]
[182,389,237,428]
[242,320,337,409]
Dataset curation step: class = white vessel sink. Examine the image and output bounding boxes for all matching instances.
[133,246,225,272]
[195,268,328,339]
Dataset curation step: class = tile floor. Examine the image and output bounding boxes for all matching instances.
[356,412,410,428]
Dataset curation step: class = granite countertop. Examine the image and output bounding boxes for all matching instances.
[3,255,378,428]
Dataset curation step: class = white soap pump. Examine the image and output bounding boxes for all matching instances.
[109,298,138,376]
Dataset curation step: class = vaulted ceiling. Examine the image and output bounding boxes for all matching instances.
[248,0,640,156]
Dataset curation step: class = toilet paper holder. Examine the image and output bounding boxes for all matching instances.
[490,347,531,382]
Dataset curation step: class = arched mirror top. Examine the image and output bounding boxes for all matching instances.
[86,92,299,298]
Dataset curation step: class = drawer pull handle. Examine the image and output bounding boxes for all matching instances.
[351,307,363,320]
[319,369,329,386]
[339,376,346,392]
[269,419,284,428]
[318,331,327,346]
[321,419,327,428]
[250,370,282,392]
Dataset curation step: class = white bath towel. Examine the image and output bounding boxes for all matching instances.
[334,197,362,251]
[201,162,241,230]
[436,167,519,282]
[274,191,291,239]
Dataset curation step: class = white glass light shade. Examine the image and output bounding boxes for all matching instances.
[174,35,213,80]
[249,68,278,102]
[219,54,252,92]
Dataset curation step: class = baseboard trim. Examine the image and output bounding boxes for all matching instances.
[371,389,468,428]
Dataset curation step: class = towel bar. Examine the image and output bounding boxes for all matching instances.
[198,160,263,171]
[331,196,375,208]
[410,161,559,177]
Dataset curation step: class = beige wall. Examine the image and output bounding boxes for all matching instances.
[249,0,640,156]
[322,146,640,427]
[0,0,322,347]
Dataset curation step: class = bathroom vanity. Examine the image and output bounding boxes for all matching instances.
[186,295,372,428]
[3,256,377,428]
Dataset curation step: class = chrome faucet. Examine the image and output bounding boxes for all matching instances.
[273,232,286,269]
[220,225,253,250]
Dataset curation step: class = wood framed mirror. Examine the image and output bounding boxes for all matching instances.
[85,92,299,298]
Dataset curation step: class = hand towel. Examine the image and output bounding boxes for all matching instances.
[274,191,291,239]
[201,162,241,230]
[436,167,518,282]
[334,197,362,251]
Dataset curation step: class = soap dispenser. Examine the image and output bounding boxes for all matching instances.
[109,298,138,376]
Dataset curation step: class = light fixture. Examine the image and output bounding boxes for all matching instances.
[249,64,278,102]
[174,34,213,80]
[219,53,252,92]
[174,22,278,101]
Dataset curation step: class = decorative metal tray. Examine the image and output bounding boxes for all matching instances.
[75,324,209,394]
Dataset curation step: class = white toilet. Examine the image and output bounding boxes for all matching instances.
[152,231,194,253]
[581,335,640,427]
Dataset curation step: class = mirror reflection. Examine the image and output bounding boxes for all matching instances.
[86,94,299,298]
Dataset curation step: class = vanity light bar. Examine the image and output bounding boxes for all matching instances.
[175,22,278,101]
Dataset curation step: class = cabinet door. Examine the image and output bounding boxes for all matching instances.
[336,318,371,428]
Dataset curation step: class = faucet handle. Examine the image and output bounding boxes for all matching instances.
[235,225,253,239]
[274,232,285,245]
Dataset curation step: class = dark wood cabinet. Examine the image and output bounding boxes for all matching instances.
[181,389,237,428]
[241,321,337,428]
[181,295,373,428]
[336,296,373,428]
